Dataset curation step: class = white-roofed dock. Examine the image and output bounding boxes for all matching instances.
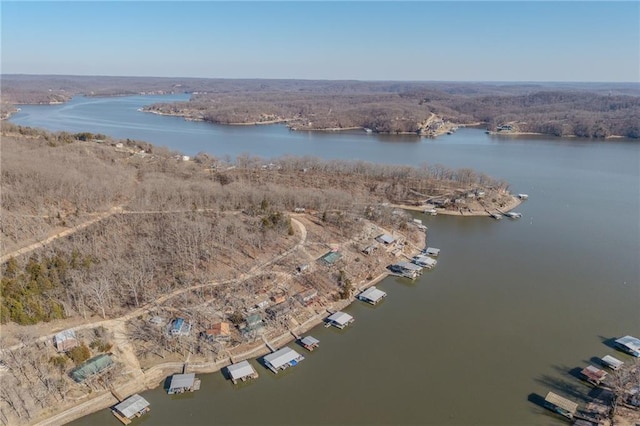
[614,335,640,357]
[167,372,201,394]
[325,311,355,329]
[300,336,320,351]
[357,286,387,305]
[226,360,259,384]
[112,394,150,424]
[601,355,624,370]
[263,347,305,374]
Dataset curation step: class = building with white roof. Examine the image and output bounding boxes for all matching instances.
[263,347,304,373]
[358,287,387,305]
[226,360,259,384]
[326,311,355,329]
[615,335,640,357]
[112,394,150,423]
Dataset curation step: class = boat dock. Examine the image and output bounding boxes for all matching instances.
[167,372,201,394]
[299,336,320,351]
[227,360,259,384]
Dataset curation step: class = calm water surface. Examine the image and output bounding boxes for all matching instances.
[11,96,640,425]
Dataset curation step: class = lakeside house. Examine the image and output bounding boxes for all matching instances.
[167,373,201,394]
[263,347,305,374]
[245,313,264,331]
[325,311,355,329]
[112,394,150,425]
[376,234,395,245]
[544,391,578,419]
[357,286,387,305]
[295,288,318,306]
[226,360,259,384]
[318,250,342,266]
[300,336,320,351]
[168,318,191,336]
[69,354,114,383]
[53,329,79,352]
[601,355,624,371]
[203,322,231,342]
[615,335,640,357]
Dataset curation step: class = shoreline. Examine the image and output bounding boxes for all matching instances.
[32,270,396,426]
[391,194,523,217]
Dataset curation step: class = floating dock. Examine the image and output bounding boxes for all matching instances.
[325,311,355,329]
[357,286,387,305]
[227,360,259,384]
[263,347,305,374]
[300,336,320,351]
[167,373,201,394]
[112,394,150,425]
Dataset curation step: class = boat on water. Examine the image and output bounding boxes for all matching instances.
[518,194,529,200]
[491,213,502,220]
[504,212,522,219]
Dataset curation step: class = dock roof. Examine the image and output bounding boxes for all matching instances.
[169,373,195,390]
[601,355,624,369]
[264,347,303,369]
[581,365,607,382]
[545,392,578,414]
[425,247,440,256]
[359,287,387,303]
[300,336,319,346]
[227,360,257,381]
[327,311,354,326]
[615,335,640,355]
[396,262,422,271]
[114,394,150,419]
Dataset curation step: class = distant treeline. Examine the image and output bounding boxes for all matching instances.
[2,75,639,138]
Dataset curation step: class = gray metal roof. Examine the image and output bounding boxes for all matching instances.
[359,287,387,302]
[264,347,303,369]
[169,373,195,390]
[425,247,440,256]
[396,262,422,271]
[327,311,354,325]
[54,329,76,344]
[300,336,320,346]
[227,360,256,380]
[377,234,395,244]
[114,394,150,419]
[615,335,640,353]
[601,355,624,369]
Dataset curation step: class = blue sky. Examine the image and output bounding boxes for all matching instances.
[1,1,638,82]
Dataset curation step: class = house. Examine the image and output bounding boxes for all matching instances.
[318,250,342,266]
[168,318,191,336]
[245,313,263,331]
[271,294,287,304]
[325,311,354,329]
[357,287,387,305]
[295,289,318,306]
[167,373,201,394]
[362,244,377,255]
[266,301,293,320]
[112,394,150,424]
[615,335,640,357]
[296,264,310,273]
[263,347,305,373]
[69,354,114,383]
[375,234,395,245]
[53,329,79,352]
[226,360,259,384]
[204,322,231,342]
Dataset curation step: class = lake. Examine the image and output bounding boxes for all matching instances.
[10,95,640,425]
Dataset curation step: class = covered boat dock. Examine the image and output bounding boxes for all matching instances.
[325,311,355,329]
[614,335,640,357]
[544,391,578,419]
[112,394,150,425]
[226,360,259,384]
[300,336,320,351]
[357,286,387,305]
[167,373,201,394]
[263,347,305,374]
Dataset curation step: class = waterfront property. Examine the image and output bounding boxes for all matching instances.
[614,335,640,357]
[580,365,608,386]
[412,255,437,269]
[601,355,624,370]
[544,391,578,419]
[263,347,305,374]
[375,234,395,245]
[357,286,387,305]
[112,394,150,425]
[53,329,79,352]
[300,336,320,351]
[325,311,355,329]
[69,354,114,383]
[203,322,231,342]
[424,247,440,257]
[167,373,201,394]
[226,360,259,384]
